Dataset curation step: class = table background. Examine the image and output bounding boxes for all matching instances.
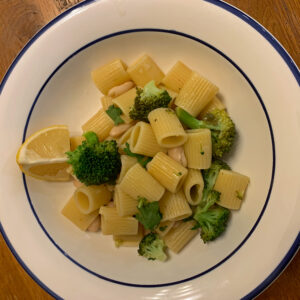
[0,0,299,298]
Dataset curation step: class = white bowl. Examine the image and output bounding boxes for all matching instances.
[0,0,299,299]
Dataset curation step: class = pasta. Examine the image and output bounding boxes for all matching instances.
[127,54,164,87]
[112,88,137,123]
[74,184,111,214]
[100,96,113,111]
[163,220,198,253]
[198,95,225,119]
[100,206,138,235]
[183,169,204,205]
[159,190,192,222]
[113,225,144,247]
[16,54,250,262]
[91,59,131,95]
[148,107,187,148]
[61,195,99,231]
[147,152,187,193]
[162,61,193,93]
[175,72,219,116]
[130,122,166,157]
[184,129,212,169]
[70,135,84,151]
[81,108,114,140]
[214,169,250,210]
[117,155,137,184]
[114,184,138,217]
[119,163,165,202]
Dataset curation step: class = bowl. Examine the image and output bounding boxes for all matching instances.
[0,0,299,299]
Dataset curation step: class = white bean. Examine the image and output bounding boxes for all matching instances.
[87,216,101,232]
[109,123,132,138]
[167,147,187,167]
[108,81,135,98]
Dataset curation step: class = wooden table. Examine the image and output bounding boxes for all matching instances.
[0,0,299,298]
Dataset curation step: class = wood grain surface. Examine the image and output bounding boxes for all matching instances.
[0,0,299,299]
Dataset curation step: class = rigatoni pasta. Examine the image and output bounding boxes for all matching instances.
[214,169,250,210]
[159,190,192,222]
[74,184,111,214]
[70,136,84,151]
[130,122,166,157]
[100,96,113,111]
[175,72,219,116]
[61,195,99,231]
[117,155,137,183]
[119,163,165,202]
[100,206,138,235]
[81,108,114,141]
[113,225,144,247]
[162,61,192,93]
[127,54,164,86]
[183,169,204,205]
[147,152,187,193]
[148,108,187,148]
[91,59,130,95]
[184,129,212,169]
[163,220,198,253]
[198,95,225,119]
[114,184,138,217]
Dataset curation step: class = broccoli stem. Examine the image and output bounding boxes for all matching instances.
[175,107,219,131]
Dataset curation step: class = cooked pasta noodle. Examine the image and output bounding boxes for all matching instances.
[114,184,138,217]
[147,152,187,193]
[198,96,225,119]
[127,54,164,86]
[130,122,165,157]
[119,163,165,202]
[163,220,198,253]
[214,169,250,210]
[183,169,204,205]
[100,206,138,235]
[113,225,144,247]
[184,129,212,169]
[70,136,84,151]
[117,155,138,184]
[162,61,192,93]
[155,220,175,237]
[175,72,219,116]
[148,108,187,148]
[74,185,111,214]
[61,195,99,231]
[100,96,114,111]
[159,190,192,222]
[81,108,114,141]
[91,59,131,95]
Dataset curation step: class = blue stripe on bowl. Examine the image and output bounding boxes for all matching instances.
[22,28,276,287]
[0,0,298,298]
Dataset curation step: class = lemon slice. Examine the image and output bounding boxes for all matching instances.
[16,125,71,181]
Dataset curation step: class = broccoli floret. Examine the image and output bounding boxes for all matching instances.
[135,197,162,230]
[66,131,121,186]
[129,80,172,122]
[138,232,167,261]
[175,107,236,158]
[192,159,231,242]
[194,205,230,243]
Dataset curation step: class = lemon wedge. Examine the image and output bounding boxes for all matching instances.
[16,125,71,181]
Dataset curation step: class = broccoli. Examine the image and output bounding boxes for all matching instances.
[106,105,124,125]
[194,205,230,243]
[129,80,172,122]
[135,197,162,230]
[175,107,236,158]
[138,232,167,261]
[192,159,231,242]
[66,131,121,186]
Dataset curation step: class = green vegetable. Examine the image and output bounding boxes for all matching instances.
[129,80,172,122]
[192,159,231,242]
[193,205,230,243]
[159,226,168,232]
[66,131,121,186]
[176,107,236,158]
[138,232,167,261]
[106,105,124,125]
[135,197,162,230]
[123,143,152,168]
